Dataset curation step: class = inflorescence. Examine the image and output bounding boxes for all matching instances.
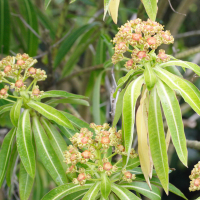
[112,18,174,70]
[64,123,137,185]
[189,161,200,192]
[0,54,46,100]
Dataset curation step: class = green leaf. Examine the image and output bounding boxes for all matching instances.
[17,109,35,178]
[0,103,13,115]
[122,76,144,154]
[101,173,111,199]
[156,80,187,166]
[113,70,135,98]
[103,0,111,20]
[28,100,74,129]
[10,99,23,127]
[159,60,200,76]
[18,0,39,56]
[57,124,77,139]
[41,183,92,200]
[19,162,34,200]
[148,87,169,193]
[154,67,200,115]
[0,0,10,54]
[164,66,183,78]
[54,23,98,68]
[32,116,68,185]
[111,183,140,200]
[96,36,106,65]
[109,0,120,24]
[150,176,188,200]
[40,90,87,100]
[82,182,100,200]
[144,63,157,90]
[110,192,119,200]
[142,0,157,21]
[120,182,161,200]
[63,190,87,200]
[113,88,126,127]
[117,157,140,170]
[6,142,18,187]
[40,117,68,170]
[61,111,94,132]
[45,0,52,9]
[92,70,105,124]
[0,128,16,187]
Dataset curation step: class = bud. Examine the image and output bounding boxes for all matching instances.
[70,154,76,161]
[17,60,25,65]
[158,50,168,60]
[144,25,153,31]
[147,37,156,45]
[103,162,113,171]
[101,136,110,144]
[137,51,146,59]
[4,65,12,74]
[22,54,29,59]
[194,178,200,187]
[15,80,24,88]
[122,26,131,33]
[28,67,36,75]
[81,136,89,144]
[81,150,91,159]
[124,171,132,179]
[0,88,7,95]
[115,132,122,139]
[77,173,86,182]
[32,88,41,96]
[117,144,125,152]
[102,131,110,136]
[117,42,126,50]
[132,33,142,41]
[126,59,133,67]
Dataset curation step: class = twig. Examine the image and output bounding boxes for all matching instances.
[175,30,200,39]
[65,103,84,120]
[186,140,200,150]
[175,45,200,59]
[57,64,104,84]
[167,0,186,16]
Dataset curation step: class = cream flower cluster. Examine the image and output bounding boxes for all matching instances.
[189,161,200,191]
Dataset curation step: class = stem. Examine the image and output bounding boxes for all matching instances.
[111,179,120,183]
[8,95,22,99]
[127,49,133,53]
[2,78,12,84]
[89,179,101,181]
[4,98,15,103]
[87,162,98,166]
[26,80,36,91]
[107,152,117,160]
[114,158,122,166]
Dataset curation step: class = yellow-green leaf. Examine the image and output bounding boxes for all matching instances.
[109,0,120,24]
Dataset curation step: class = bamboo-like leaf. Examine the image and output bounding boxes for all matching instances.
[19,162,34,200]
[96,36,106,65]
[164,66,183,78]
[103,0,112,20]
[57,124,77,139]
[136,92,151,189]
[10,99,23,127]
[165,129,171,151]
[0,0,10,54]
[144,63,157,90]
[117,157,140,170]
[41,183,92,200]
[110,192,119,200]
[32,116,68,185]
[121,182,161,200]
[6,142,18,187]
[82,182,100,200]
[101,173,111,199]
[154,67,200,115]
[18,0,39,56]
[45,0,52,9]
[156,80,187,166]
[122,76,144,155]
[17,109,35,178]
[111,183,140,200]
[142,0,157,21]
[0,103,13,115]
[148,87,169,194]
[40,118,68,170]
[40,90,87,100]
[159,60,200,76]
[109,0,120,24]
[0,128,16,187]
[28,100,74,129]
[63,190,87,200]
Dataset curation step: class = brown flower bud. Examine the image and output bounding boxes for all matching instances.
[158,51,168,60]
[81,136,89,144]
[122,26,131,33]
[126,59,133,67]
[70,154,76,161]
[103,162,113,171]
[17,60,25,65]
[118,42,126,50]
[4,65,12,73]
[147,37,156,45]
[117,144,125,152]
[32,88,40,96]
[81,150,91,159]
[101,136,110,144]
[115,132,122,139]
[194,178,200,186]
[124,171,132,179]
[28,67,36,75]
[137,51,146,59]
[0,88,7,95]
[15,80,24,88]
[77,173,86,182]
[132,33,142,41]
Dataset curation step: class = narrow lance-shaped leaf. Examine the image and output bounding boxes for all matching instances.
[32,116,68,185]
[111,183,140,200]
[17,109,35,178]
[82,182,100,200]
[156,79,187,166]
[28,100,74,129]
[0,103,13,115]
[144,63,157,91]
[122,76,144,157]
[154,67,200,115]
[10,98,23,127]
[120,181,161,200]
[57,124,77,139]
[41,183,92,200]
[142,0,157,21]
[148,87,169,194]
[45,0,52,9]
[136,90,151,189]
[0,128,16,187]
[109,0,120,24]
[103,0,111,20]
[101,173,111,199]
[19,162,34,200]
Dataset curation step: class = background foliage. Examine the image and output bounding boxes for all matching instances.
[1,0,200,199]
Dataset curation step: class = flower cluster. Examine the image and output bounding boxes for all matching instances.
[0,54,46,99]
[189,161,200,191]
[111,19,174,70]
[64,123,137,185]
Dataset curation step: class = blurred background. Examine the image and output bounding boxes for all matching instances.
[0,0,200,199]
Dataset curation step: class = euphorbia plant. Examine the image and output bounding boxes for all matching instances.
[0,54,89,199]
[111,18,200,194]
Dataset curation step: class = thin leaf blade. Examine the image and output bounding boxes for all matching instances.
[142,0,157,21]
[101,173,111,199]
[10,99,23,127]
[82,182,100,200]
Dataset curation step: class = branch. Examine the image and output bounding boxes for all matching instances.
[175,45,200,59]
[187,140,200,150]
[175,30,200,39]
